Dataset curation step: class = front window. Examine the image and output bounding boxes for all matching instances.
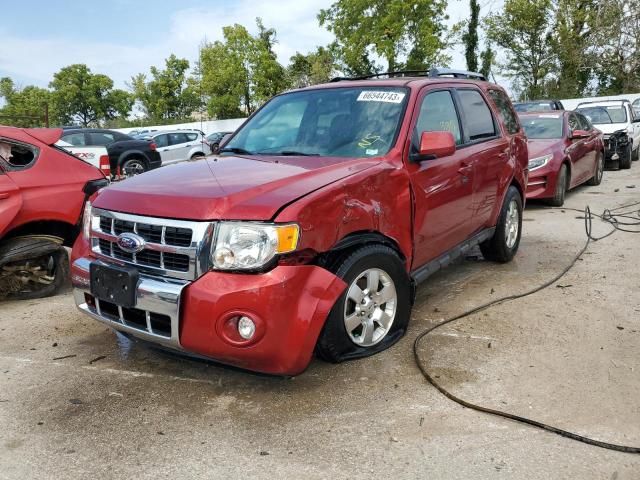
[520,115,563,139]
[224,87,409,158]
[576,106,628,124]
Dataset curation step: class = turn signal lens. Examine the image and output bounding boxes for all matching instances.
[276,225,299,254]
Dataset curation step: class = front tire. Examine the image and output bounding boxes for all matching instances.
[620,144,632,169]
[316,244,411,363]
[548,164,568,207]
[0,240,69,300]
[587,151,604,186]
[480,186,523,263]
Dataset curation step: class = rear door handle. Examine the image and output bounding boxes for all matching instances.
[0,193,10,199]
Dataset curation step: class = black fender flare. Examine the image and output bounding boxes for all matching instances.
[117,149,149,168]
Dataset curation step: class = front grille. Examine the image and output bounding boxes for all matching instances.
[94,297,172,338]
[90,208,214,281]
[97,238,189,272]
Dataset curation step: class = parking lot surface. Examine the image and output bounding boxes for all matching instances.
[1,168,639,479]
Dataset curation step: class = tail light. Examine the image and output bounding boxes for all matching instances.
[99,155,111,177]
[149,142,157,151]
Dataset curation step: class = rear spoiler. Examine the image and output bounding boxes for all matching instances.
[24,128,63,145]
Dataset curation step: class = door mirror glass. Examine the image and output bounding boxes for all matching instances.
[571,129,590,139]
[417,131,456,160]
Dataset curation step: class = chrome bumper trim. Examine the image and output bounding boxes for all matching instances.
[72,257,188,350]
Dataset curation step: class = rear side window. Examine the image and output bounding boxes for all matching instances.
[89,132,115,146]
[457,89,497,141]
[488,90,520,134]
[186,133,199,142]
[0,140,39,170]
[61,133,86,146]
[154,134,169,148]
[168,133,188,146]
[413,90,462,146]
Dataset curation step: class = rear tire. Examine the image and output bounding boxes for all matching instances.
[121,157,147,177]
[587,151,604,186]
[548,164,568,207]
[190,153,205,160]
[480,186,523,263]
[316,244,411,363]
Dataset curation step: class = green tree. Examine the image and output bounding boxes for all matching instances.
[49,64,132,126]
[462,0,481,72]
[0,77,52,127]
[546,0,599,98]
[590,0,640,95]
[479,43,495,80]
[201,19,289,119]
[485,0,554,99]
[288,46,337,87]
[131,54,201,122]
[318,0,449,74]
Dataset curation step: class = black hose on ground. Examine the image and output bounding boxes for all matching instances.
[413,201,640,454]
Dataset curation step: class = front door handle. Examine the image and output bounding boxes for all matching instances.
[458,159,473,174]
[0,192,10,199]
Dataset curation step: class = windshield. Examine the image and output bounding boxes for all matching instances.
[520,115,564,139]
[514,102,554,112]
[224,87,408,158]
[576,106,627,124]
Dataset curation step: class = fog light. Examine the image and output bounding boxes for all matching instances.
[237,316,256,340]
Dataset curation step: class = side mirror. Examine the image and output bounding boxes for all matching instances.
[571,130,590,139]
[414,131,456,161]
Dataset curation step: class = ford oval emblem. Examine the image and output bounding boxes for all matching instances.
[117,232,146,254]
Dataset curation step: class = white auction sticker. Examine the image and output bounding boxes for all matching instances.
[357,91,406,103]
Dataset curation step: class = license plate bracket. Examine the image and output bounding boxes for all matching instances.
[90,263,139,308]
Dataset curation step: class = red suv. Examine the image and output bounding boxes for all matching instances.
[0,127,107,299]
[71,70,528,375]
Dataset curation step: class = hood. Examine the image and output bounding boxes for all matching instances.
[93,155,379,221]
[592,123,628,136]
[527,139,563,159]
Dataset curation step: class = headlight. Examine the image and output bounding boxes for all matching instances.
[82,202,93,239]
[528,154,553,171]
[211,222,299,271]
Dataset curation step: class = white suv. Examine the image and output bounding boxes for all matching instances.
[576,100,640,166]
[150,130,209,165]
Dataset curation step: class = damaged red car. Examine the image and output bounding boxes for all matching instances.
[0,127,107,299]
[71,70,529,375]
[520,111,605,206]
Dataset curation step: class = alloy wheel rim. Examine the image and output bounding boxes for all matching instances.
[343,268,397,347]
[123,161,144,177]
[505,199,519,249]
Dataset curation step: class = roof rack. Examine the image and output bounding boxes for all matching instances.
[576,99,631,107]
[330,67,486,83]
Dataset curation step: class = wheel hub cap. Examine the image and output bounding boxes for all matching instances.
[505,200,519,249]
[344,268,397,347]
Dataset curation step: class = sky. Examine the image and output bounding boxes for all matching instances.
[0,0,505,91]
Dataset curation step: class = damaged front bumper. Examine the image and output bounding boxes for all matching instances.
[71,256,346,375]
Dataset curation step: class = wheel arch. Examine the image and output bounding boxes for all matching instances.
[1,220,79,247]
[318,231,407,273]
[117,150,149,167]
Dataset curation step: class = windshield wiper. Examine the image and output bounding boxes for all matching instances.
[218,147,254,155]
[265,151,320,156]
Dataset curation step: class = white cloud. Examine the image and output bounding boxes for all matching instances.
[0,0,509,92]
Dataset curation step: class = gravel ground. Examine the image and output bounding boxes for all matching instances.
[1,166,639,479]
